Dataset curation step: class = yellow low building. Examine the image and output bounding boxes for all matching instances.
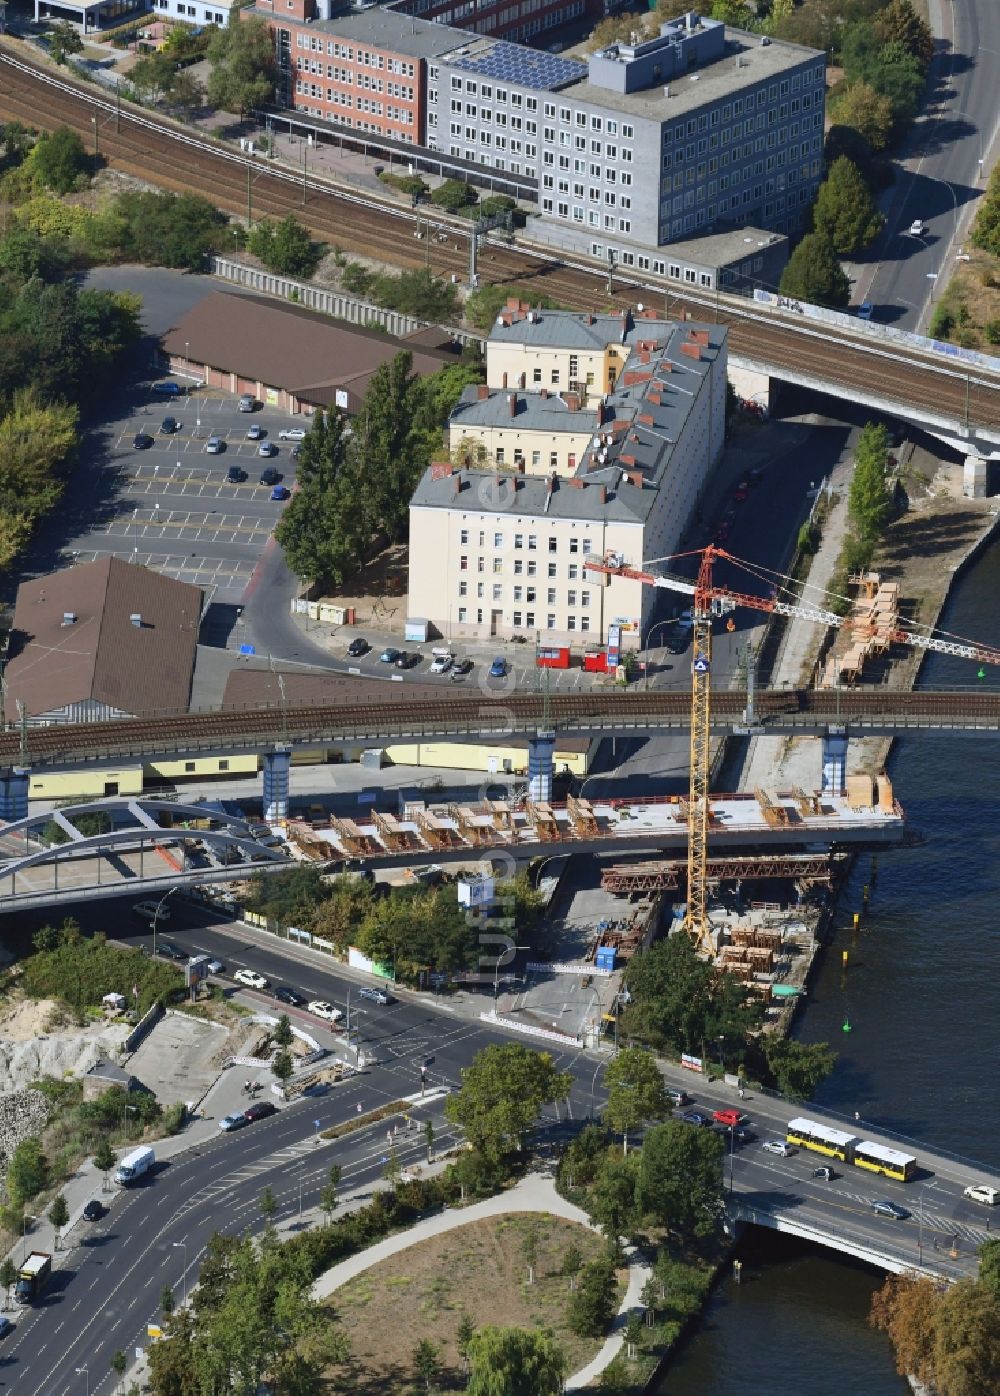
[383,737,594,777]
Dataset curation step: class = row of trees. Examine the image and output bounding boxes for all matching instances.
[22,919,184,1017]
[871,1240,1000,1394]
[620,932,837,1099]
[340,261,462,322]
[275,351,483,588]
[246,865,542,981]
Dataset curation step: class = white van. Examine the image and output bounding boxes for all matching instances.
[430,646,452,659]
[132,901,170,924]
[964,1184,1000,1206]
[115,1145,155,1186]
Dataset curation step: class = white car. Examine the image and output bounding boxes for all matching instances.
[307,999,344,1022]
[964,1184,1000,1206]
[278,427,307,441]
[762,1139,795,1157]
[429,654,453,674]
[234,968,268,990]
[907,219,926,237]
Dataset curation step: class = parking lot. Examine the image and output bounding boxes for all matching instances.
[70,387,303,604]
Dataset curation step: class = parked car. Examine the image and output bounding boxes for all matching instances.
[273,986,304,1008]
[680,1111,712,1127]
[395,652,419,669]
[666,1087,691,1107]
[238,394,257,412]
[259,466,279,486]
[762,1139,795,1157]
[812,1166,837,1181]
[82,1200,105,1222]
[133,432,153,450]
[379,647,401,664]
[278,427,307,440]
[156,941,184,961]
[270,485,290,501]
[246,423,265,440]
[205,436,224,454]
[219,1112,249,1132]
[258,441,278,457]
[0,1317,13,1339]
[964,1184,1000,1206]
[226,465,247,483]
[307,1000,344,1022]
[871,1199,910,1220]
[160,416,178,434]
[234,968,268,990]
[244,1101,278,1123]
[358,986,394,1005]
[452,658,473,675]
[347,637,369,658]
[857,301,874,321]
[429,654,453,674]
[489,656,507,678]
[152,381,183,397]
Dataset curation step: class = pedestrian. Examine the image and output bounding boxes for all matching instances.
[854,1111,860,1122]
[387,1128,392,1144]
[738,1088,745,1100]
[356,1102,362,1114]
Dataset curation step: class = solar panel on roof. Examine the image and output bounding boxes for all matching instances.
[453,41,586,90]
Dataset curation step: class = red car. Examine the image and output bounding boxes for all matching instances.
[244,1101,278,1123]
[713,1108,749,1129]
[733,480,750,502]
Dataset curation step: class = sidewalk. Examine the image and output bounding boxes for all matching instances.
[310,1169,651,1392]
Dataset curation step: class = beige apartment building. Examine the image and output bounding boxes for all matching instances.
[408,305,727,651]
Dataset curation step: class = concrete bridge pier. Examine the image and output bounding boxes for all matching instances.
[262,746,291,823]
[0,768,30,822]
[527,732,556,802]
[821,728,848,797]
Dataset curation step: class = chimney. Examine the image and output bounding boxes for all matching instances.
[502,372,508,389]
[547,473,557,493]
[681,342,702,361]
[477,384,489,400]
[430,461,454,480]
[689,328,710,346]
[627,470,643,487]
[519,373,526,389]
[508,393,517,417]
[540,388,549,399]
[564,392,581,412]
[598,485,607,504]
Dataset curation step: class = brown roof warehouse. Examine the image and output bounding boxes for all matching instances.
[162,292,461,415]
[5,558,203,722]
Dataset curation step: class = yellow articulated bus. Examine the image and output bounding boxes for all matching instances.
[785,1117,917,1182]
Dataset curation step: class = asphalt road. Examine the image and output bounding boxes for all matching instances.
[4,893,995,1392]
[864,0,1000,329]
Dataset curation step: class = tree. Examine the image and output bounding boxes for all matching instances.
[523,1223,538,1285]
[320,1163,342,1222]
[48,1192,69,1247]
[603,1047,668,1153]
[273,1013,293,1048]
[587,1152,640,1244]
[167,69,205,118]
[623,934,762,1056]
[569,1254,617,1338]
[445,1043,573,1163]
[206,16,277,120]
[425,1118,435,1161]
[972,166,1000,258]
[247,214,320,278]
[873,0,933,66]
[779,233,851,309]
[130,50,177,101]
[260,1185,277,1222]
[934,1279,1000,1396]
[94,1138,117,1193]
[274,408,359,585]
[813,157,884,256]
[848,422,892,541]
[8,1137,49,1206]
[431,178,478,212]
[830,84,894,157]
[412,1338,441,1391]
[110,1350,127,1392]
[0,1258,17,1310]
[456,1312,476,1373]
[48,20,83,66]
[31,126,89,195]
[271,1051,294,1088]
[466,1326,566,1396]
[161,1283,175,1316]
[638,1121,724,1241]
[762,1038,836,1100]
[979,1239,1000,1301]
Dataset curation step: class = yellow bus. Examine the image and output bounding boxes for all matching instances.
[853,1140,917,1183]
[786,1117,858,1162]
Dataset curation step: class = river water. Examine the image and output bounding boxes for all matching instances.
[656,539,1000,1393]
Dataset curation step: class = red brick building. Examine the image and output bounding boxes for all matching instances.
[249,1,467,141]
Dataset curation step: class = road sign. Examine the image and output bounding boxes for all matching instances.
[692,654,710,674]
[239,644,256,656]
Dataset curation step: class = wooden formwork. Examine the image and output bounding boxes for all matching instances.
[447,804,493,847]
[566,795,599,837]
[329,816,380,857]
[755,788,792,828]
[524,801,561,840]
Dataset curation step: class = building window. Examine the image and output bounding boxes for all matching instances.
[514,533,523,549]
[526,587,536,604]
[581,616,590,632]
[492,584,503,601]
[549,451,558,468]
[528,535,537,551]
[458,607,467,622]
[460,529,468,544]
[532,450,541,467]
[460,555,468,570]
[493,532,503,547]
[567,616,576,631]
[548,537,558,553]
[527,560,537,577]
[547,588,557,604]
[546,613,556,629]
[496,448,505,465]
[567,590,577,607]
[581,591,590,608]
[569,538,579,553]
[477,609,483,624]
[493,559,503,574]
[548,562,557,578]
[477,582,484,598]
[459,580,468,596]
[526,612,535,627]
[478,558,485,573]
[513,611,522,627]
[568,564,578,580]
[514,586,523,602]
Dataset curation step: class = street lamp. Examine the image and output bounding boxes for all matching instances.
[123,1101,137,1140]
[642,618,678,691]
[152,884,180,960]
[172,1240,188,1306]
[76,1366,89,1396]
[493,945,529,1002]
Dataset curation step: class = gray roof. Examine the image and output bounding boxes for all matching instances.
[488,306,673,352]
[654,226,787,268]
[416,318,726,525]
[450,386,598,433]
[301,9,471,60]
[562,28,822,122]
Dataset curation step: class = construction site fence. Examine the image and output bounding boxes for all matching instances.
[525,960,613,977]
[480,1010,585,1049]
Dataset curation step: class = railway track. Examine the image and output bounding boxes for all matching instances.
[1,48,998,431]
[0,688,997,770]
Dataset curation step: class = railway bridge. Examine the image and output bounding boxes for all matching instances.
[0,50,998,451]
